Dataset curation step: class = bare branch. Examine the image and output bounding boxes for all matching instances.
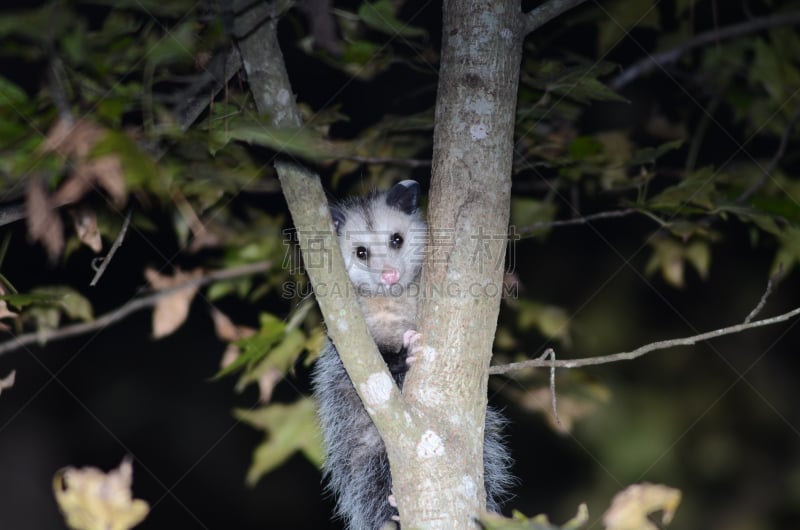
[89,206,133,287]
[0,261,272,358]
[489,304,800,374]
[0,203,27,228]
[610,11,800,90]
[48,57,74,125]
[744,266,783,324]
[175,48,243,132]
[515,208,641,237]
[524,0,589,35]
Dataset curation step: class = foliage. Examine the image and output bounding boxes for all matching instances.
[0,0,799,528]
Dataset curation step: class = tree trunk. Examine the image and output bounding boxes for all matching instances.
[393,1,524,528]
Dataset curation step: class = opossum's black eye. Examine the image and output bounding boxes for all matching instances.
[356,246,369,260]
[390,233,403,249]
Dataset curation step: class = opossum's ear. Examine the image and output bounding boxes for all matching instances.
[385,180,420,214]
[330,206,346,234]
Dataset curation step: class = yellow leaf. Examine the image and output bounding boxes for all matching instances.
[603,483,681,530]
[53,458,149,530]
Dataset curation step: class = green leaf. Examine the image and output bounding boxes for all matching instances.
[628,139,683,166]
[0,292,60,310]
[2,286,93,321]
[568,136,603,159]
[772,226,800,277]
[510,198,557,236]
[517,300,571,344]
[235,397,324,485]
[214,313,286,378]
[0,4,75,42]
[91,130,164,193]
[358,0,427,39]
[341,39,381,65]
[145,21,195,70]
[0,75,27,107]
[236,328,306,390]
[80,0,198,17]
[212,123,354,162]
[648,167,716,212]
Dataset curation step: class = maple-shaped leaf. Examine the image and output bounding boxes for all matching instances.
[234,397,324,485]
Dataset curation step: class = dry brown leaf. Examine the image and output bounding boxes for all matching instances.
[41,118,127,208]
[603,483,681,530]
[145,267,203,339]
[211,308,256,370]
[173,190,220,252]
[26,176,64,261]
[40,118,105,158]
[53,457,149,530]
[220,344,241,369]
[211,308,255,342]
[85,155,126,206]
[257,367,284,404]
[211,308,239,342]
[70,208,103,253]
[0,370,16,396]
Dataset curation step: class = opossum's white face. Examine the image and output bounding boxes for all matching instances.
[332,181,426,294]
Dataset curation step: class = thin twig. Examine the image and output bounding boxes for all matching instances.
[0,260,272,358]
[48,58,74,125]
[489,304,800,374]
[737,103,800,204]
[524,0,589,35]
[744,266,783,324]
[610,11,800,90]
[515,208,642,237]
[89,206,133,287]
[539,348,561,426]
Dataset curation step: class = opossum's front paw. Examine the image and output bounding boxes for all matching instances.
[402,329,422,364]
[388,493,400,521]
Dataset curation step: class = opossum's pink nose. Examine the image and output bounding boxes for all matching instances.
[381,267,400,285]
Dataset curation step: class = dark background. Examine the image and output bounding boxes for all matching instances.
[2,1,800,529]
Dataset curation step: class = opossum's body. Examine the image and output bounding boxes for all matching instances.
[312,180,513,529]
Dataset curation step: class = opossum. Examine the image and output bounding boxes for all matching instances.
[312,180,513,529]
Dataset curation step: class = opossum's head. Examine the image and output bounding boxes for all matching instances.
[331,180,426,294]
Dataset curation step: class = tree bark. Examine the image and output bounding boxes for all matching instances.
[395,1,524,528]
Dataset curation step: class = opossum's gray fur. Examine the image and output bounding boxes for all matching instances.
[312,180,514,529]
